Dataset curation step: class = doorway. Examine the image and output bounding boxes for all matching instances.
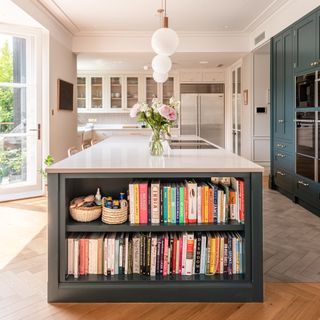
[0,33,42,201]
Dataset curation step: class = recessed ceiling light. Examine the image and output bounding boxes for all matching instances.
[199,61,209,64]
[216,64,224,68]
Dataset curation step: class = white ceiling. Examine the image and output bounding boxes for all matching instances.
[77,52,245,71]
[38,0,290,33]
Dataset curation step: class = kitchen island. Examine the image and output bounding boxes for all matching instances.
[47,136,263,303]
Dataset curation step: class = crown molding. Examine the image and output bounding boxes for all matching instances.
[35,0,79,34]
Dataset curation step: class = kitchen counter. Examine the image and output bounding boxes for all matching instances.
[47,135,263,173]
[77,124,151,132]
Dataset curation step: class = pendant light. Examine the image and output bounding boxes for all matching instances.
[153,71,169,83]
[151,0,179,83]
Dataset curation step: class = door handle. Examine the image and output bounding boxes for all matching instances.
[29,124,41,140]
[278,119,284,123]
[276,170,286,176]
[298,180,309,187]
[276,153,286,158]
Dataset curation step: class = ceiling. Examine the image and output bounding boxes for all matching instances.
[38,0,290,34]
[77,52,245,71]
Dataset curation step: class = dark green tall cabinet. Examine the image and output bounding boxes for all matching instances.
[271,6,320,216]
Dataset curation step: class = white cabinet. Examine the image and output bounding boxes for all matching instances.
[143,76,177,104]
[179,70,225,83]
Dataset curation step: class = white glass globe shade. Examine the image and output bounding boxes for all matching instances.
[153,72,168,83]
[152,55,172,74]
[151,28,179,56]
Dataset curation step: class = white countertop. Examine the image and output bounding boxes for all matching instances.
[47,136,263,173]
[78,124,151,132]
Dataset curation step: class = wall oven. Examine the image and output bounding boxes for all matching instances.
[296,73,315,108]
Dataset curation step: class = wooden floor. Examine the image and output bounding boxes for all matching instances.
[0,187,320,319]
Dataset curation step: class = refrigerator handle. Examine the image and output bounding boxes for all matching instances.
[198,95,201,137]
[196,95,199,136]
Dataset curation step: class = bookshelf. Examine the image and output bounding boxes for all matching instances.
[48,171,262,303]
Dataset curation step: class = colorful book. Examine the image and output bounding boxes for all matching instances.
[139,181,148,224]
[170,185,176,224]
[185,233,194,276]
[185,180,197,224]
[179,183,185,224]
[151,180,160,224]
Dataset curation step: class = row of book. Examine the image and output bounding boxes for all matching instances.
[128,177,245,225]
[67,232,244,278]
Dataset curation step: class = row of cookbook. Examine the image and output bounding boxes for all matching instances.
[128,177,245,225]
[67,232,244,278]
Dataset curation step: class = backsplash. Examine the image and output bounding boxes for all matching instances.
[78,113,137,125]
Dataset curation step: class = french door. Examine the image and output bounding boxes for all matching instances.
[232,66,242,155]
[0,32,42,201]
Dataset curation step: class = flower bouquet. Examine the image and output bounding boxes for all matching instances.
[130,97,180,156]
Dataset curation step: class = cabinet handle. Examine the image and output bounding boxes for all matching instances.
[276,143,286,148]
[298,180,309,187]
[276,170,286,176]
[276,153,286,158]
[278,119,284,123]
[311,62,314,66]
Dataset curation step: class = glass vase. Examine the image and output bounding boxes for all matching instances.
[149,129,164,156]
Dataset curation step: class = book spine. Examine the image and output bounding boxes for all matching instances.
[213,186,218,223]
[202,186,207,223]
[184,186,188,224]
[170,186,176,224]
[150,236,157,276]
[139,183,148,224]
[79,238,85,275]
[215,236,220,274]
[151,182,160,224]
[132,236,140,274]
[208,187,213,223]
[200,235,206,274]
[209,237,215,274]
[185,233,194,276]
[179,236,183,275]
[223,236,228,274]
[179,186,184,224]
[239,180,245,223]
[134,184,139,224]
[129,183,135,223]
[67,237,74,275]
[228,236,233,275]
[160,236,164,275]
[197,186,202,224]
[167,186,171,223]
[84,238,89,275]
[187,182,197,224]
[124,235,129,275]
[74,238,79,279]
[119,237,124,275]
[172,236,177,275]
[176,238,180,275]
[97,238,103,275]
[206,235,211,274]
[160,186,164,224]
[163,187,168,224]
[176,186,180,224]
[156,236,162,275]
[146,234,151,276]
[140,234,145,275]
[163,234,169,276]
[229,191,237,221]
[148,186,151,224]
[181,233,187,275]
[194,233,201,274]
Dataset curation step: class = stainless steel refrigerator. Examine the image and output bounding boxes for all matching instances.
[180,93,225,147]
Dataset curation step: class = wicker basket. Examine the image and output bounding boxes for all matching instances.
[101,197,128,224]
[69,201,102,222]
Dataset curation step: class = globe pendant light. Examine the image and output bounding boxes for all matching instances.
[152,55,172,74]
[153,71,169,83]
[151,0,179,83]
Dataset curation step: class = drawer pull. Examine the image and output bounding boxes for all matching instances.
[278,119,284,123]
[276,171,286,176]
[298,180,309,187]
[276,143,286,148]
[276,153,286,158]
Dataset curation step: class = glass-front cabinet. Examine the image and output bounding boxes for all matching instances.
[144,76,176,105]
[126,77,139,108]
[91,77,103,109]
[110,76,123,109]
[146,77,158,105]
[77,77,86,109]
[162,77,174,105]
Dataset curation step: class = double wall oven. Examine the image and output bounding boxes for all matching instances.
[295,72,320,181]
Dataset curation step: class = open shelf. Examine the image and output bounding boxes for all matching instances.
[64,273,246,283]
[66,220,245,232]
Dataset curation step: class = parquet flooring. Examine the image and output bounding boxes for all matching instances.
[0,187,319,319]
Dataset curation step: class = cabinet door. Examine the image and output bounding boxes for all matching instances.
[180,71,202,82]
[317,10,320,63]
[202,71,225,82]
[283,30,294,141]
[162,77,174,105]
[146,77,158,105]
[273,35,284,139]
[294,13,317,73]
[110,77,123,109]
[90,77,103,109]
[77,77,86,109]
[126,77,139,108]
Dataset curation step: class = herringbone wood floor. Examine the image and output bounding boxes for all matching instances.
[0,186,320,319]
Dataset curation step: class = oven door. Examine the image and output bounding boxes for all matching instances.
[296,73,315,108]
[296,112,315,156]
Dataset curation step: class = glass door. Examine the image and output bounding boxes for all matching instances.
[162,77,174,105]
[146,77,158,105]
[126,77,139,108]
[231,66,242,155]
[91,77,103,109]
[77,77,86,109]
[0,33,41,201]
[110,77,122,109]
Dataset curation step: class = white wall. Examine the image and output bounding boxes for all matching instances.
[252,52,270,170]
[12,0,78,162]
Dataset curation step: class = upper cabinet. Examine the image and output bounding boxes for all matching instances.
[126,77,139,108]
[77,77,86,109]
[162,77,174,105]
[109,76,123,110]
[293,12,319,73]
[180,71,225,83]
[90,77,103,109]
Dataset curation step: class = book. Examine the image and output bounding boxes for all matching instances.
[129,182,135,223]
[151,180,160,224]
[179,183,185,224]
[194,232,201,274]
[185,233,194,276]
[134,182,140,224]
[67,234,75,275]
[200,233,207,274]
[181,232,188,275]
[97,233,104,275]
[239,179,245,223]
[150,235,157,276]
[139,181,148,224]
[184,185,188,224]
[106,233,116,275]
[186,180,197,224]
[124,234,129,275]
[197,185,202,223]
[170,185,176,224]
[73,235,80,278]
[132,233,140,274]
[163,185,169,224]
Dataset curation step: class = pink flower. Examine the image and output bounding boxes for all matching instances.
[130,103,140,118]
[158,105,177,121]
